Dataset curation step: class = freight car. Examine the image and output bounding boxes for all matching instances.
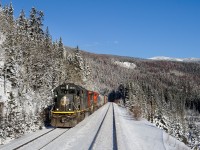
[50,83,106,127]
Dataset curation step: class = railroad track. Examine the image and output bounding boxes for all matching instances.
[0,103,118,150]
[13,128,56,150]
[112,103,118,150]
[0,128,69,150]
[89,103,118,150]
[18,128,69,150]
[38,128,69,150]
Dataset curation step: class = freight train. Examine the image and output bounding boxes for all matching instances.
[50,83,107,127]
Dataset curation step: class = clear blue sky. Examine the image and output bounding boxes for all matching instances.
[2,0,200,58]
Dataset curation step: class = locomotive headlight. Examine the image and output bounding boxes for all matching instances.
[56,108,59,111]
[61,96,67,106]
[55,95,57,97]
[69,108,71,111]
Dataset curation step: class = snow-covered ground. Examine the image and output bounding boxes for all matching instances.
[114,104,190,150]
[0,31,7,103]
[0,103,190,150]
[114,61,136,69]
[0,78,12,97]
[0,32,5,45]
[0,128,54,150]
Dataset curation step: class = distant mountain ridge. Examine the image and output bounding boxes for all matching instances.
[149,56,200,62]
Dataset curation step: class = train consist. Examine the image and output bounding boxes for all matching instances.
[50,83,107,127]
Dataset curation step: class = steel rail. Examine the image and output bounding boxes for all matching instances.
[112,103,118,150]
[88,103,111,150]
[13,128,56,150]
[39,128,69,150]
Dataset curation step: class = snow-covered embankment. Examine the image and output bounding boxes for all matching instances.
[114,104,190,150]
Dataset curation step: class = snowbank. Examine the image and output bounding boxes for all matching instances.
[114,61,136,69]
[0,78,11,103]
[0,32,5,45]
[0,32,5,70]
[114,104,190,150]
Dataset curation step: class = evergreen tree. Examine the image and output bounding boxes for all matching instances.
[28,7,44,39]
[28,7,37,37]
[36,10,44,36]
[58,37,64,59]
[8,3,14,24]
[17,10,27,33]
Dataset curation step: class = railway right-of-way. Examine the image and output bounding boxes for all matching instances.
[0,102,190,150]
[0,128,69,150]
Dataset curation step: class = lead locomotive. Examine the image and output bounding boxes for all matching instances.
[50,83,106,127]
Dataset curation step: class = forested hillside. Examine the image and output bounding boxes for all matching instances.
[81,51,200,148]
[0,3,90,144]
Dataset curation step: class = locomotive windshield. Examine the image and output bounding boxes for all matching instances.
[60,89,76,94]
[57,95,74,111]
[69,89,75,94]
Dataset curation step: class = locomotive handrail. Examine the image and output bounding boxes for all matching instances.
[71,102,79,111]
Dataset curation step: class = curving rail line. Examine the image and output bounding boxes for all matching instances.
[1,103,119,150]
